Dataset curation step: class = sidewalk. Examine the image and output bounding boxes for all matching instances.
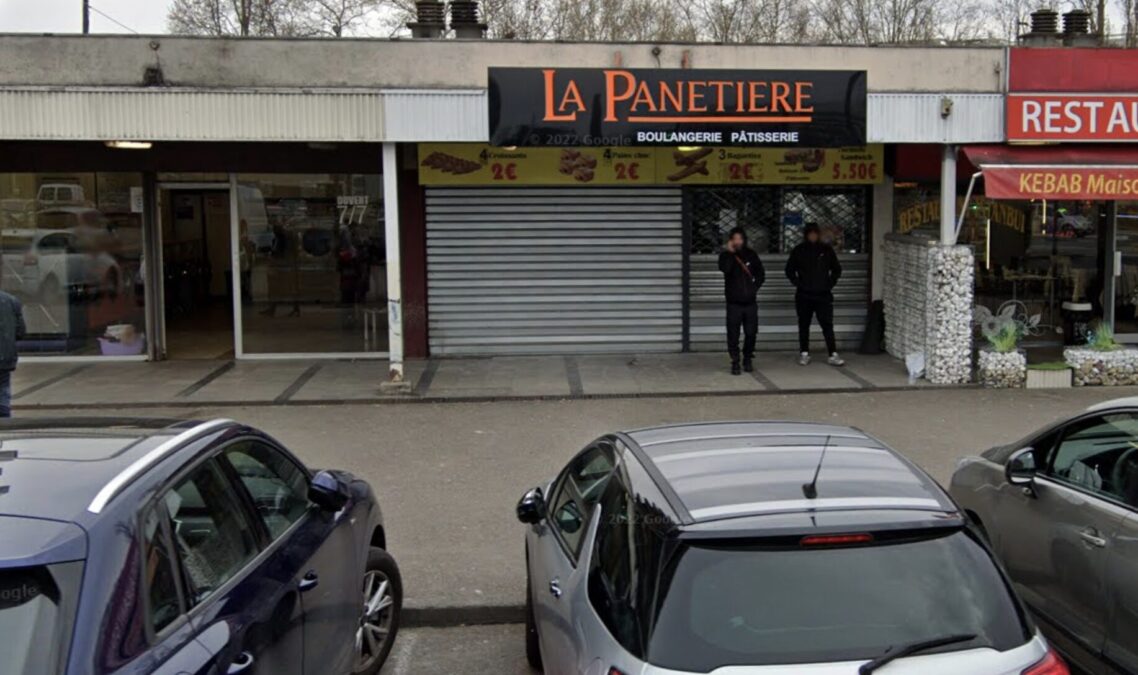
[12,352,932,409]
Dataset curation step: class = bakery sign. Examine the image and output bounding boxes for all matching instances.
[1007,94,1138,142]
[488,67,867,148]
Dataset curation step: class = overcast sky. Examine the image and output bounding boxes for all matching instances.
[1,0,171,34]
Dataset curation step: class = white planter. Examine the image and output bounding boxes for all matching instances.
[978,349,1026,388]
[1026,368,1072,389]
[1064,347,1138,386]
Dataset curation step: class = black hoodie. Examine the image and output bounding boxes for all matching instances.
[785,240,842,297]
[718,247,765,305]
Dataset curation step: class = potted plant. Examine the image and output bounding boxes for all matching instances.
[974,303,1031,388]
[1064,321,1138,386]
[977,324,1026,388]
[1026,361,1072,389]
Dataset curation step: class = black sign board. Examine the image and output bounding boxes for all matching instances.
[488,67,867,147]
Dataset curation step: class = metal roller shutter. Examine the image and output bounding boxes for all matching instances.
[686,185,870,352]
[426,187,683,355]
[690,254,870,351]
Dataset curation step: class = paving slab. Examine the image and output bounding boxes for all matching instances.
[424,357,571,398]
[758,354,863,390]
[12,362,90,399]
[292,359,426,401]
[15,361,221,406]
[576,353,765,395]
[186,361,315,403]
[840,354,926,388]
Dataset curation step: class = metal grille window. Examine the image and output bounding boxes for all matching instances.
[689,186,868,254]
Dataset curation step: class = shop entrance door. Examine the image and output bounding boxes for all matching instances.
[156,184,235,359]
[1111,204,1138,342]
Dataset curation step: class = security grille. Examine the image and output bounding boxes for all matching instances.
[426,186,683,355]
[687,186,871,352]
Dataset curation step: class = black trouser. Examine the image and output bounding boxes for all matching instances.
[796,293,836,354]
[726,301,758,365]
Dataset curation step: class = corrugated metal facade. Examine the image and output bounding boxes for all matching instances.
[382,90,487,141]
[426,187,683,355]
[0,88,1006,144]
[867,93,1004,143]
[689,254,870,352]
[0,86,385,141]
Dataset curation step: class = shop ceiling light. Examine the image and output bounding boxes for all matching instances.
[105,140,153,150]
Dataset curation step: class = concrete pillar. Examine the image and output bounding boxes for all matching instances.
[382,142,408,389]
[940,145,957,246]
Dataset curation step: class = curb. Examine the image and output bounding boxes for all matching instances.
[11,383,976,411]
[403,604,525,628]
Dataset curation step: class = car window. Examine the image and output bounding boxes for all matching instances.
[141,505,183,634]
[223,441,310,539]
[548,443,615,559]
[648,530,1029,671]
[164,459,260,605]
[588,477,646,656]
[38,234,71,252]
[0,561,83,675]
[1046,413,1138,505]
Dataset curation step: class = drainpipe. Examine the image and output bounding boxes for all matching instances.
[382,143,408,391]
[940,145,957,246]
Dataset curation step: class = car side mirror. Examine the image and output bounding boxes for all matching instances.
[308,470,350,512]
[1005,448,1037,487]
[516,487,546,524]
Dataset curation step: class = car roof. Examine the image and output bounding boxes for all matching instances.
[0,417,222,524]
[1086,397,1138,413]
[623,421,956,527]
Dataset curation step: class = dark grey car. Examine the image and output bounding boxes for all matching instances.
[950,398,1138,675]
[518,421,1059,675]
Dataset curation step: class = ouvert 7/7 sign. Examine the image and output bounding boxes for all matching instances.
[488,67,867,148]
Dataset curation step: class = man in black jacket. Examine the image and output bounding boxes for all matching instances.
[718,227,765,375]
[785,223,844,367]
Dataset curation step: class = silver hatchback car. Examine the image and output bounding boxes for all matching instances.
[517,422,1064,675]
[950,398,1138,675]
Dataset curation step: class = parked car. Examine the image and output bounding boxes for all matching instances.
[0,229,121,301]
[517,421,1065,675]
[0,417,401,675]
[951,398,1138,675]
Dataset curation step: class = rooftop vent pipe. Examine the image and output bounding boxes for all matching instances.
[1018,8,1061,47]
[408,1,446,38]
[450,0,487,39]
[1062,9,1099,46]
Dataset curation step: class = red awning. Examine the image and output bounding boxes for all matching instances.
[963,145,1138,200]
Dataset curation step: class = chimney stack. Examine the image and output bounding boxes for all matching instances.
[1062,10,1099,46]
[450,0,487,39]
[408,1,446,38]
[1018,9,1061,47]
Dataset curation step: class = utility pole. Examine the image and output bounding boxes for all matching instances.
[82,0,90,34]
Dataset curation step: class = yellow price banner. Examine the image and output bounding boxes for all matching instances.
[418,144,883,187]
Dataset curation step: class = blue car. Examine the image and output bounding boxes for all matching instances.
[0,417,401,675]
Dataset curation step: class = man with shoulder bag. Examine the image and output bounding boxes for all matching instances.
[718,227,765,375]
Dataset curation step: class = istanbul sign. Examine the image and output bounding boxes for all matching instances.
[488,67,867,147]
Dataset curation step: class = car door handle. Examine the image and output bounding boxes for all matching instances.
[549,578,562,598]
[226,651,254,674]
[1080,530,1107,548]
[298,570,319,592]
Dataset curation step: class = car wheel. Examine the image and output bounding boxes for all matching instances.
[352,547,402,675]
[526,564,543,671]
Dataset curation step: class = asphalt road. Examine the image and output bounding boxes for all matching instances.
[30,385,1135,615]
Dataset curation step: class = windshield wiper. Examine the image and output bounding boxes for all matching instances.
[857,633,977,674]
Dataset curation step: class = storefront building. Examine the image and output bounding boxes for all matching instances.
[0,35,1007,369]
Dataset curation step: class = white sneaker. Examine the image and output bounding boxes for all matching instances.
[798,352,811,366]
[828,353,846,367]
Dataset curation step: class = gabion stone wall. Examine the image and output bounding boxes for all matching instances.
[883,234,974,385]
[883,234,933,360]
[926,245,974,384]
